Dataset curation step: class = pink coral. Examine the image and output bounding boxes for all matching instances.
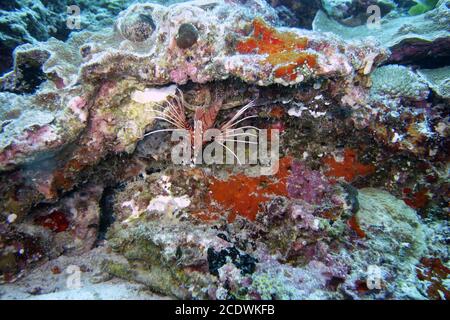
[169,63,198,84]
[69,96,88,122]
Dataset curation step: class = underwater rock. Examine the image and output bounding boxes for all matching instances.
[59,184,104,255]
[31,184,104,255]
[0,225,51,283]
[0,183,103,282]
[99,165,344,299]
[0,245,167,299]
[313,0,450,64]
[176,23,199,49]
[8,0,383,88]
[101,165,441,299]
[0,91,86,172]
[0,0,67,76]
[250,258,345,299]
[0,36,85,93]
[287,160,331,204]
[105,218,225,299]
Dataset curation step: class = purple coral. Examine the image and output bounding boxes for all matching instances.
[287,160,331,205]
[291,204,318,230]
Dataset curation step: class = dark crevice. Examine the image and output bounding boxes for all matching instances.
[1,59,48,94]
[272,0,321,29]
[402,54,450,69]
[16,63,47,94]
[0,44,14,76]
[0,1,22,11]
[387,38,450,68]
[97,186,118,241]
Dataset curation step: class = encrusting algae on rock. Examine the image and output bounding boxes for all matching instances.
[236,18,316,81]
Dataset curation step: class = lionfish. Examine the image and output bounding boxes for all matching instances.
[144,89,260,164]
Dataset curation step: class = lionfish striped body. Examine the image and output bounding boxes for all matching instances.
[145,89,259,164]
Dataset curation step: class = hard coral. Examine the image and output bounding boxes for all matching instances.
[236,18,316,81]
[370,65,430,103]
[313,1,450,65]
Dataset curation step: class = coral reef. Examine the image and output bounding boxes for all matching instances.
[418,66,450,99]
[95,165,445,299]
[0,0,145,76]
[369,64,430,105]
[338,188,431,299]
[0,0,448,300]
[313,0,450,64]
[0,0,387,218]
[321,0,397,25]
